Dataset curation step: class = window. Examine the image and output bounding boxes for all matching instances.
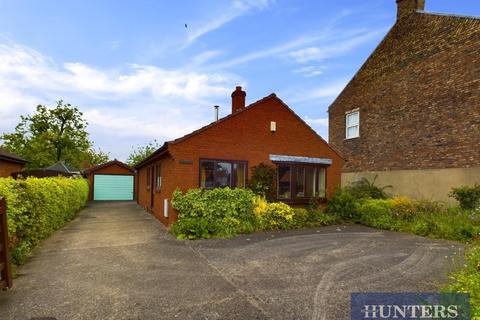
[200,159,247,189]
[346,110,360,139]
[277,166,291,199]
[276,164,327,201]
[155,164,161,191]
[146,167,151,190]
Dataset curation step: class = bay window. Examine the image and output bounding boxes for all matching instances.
[276,164,327,201]
[200,159,247,189]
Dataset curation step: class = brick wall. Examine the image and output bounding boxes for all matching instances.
[328,13,480,172]
[137,96,344,225]
[0,160,24,178]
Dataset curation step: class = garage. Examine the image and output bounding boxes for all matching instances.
[93,174,134,200]
[85,160,136,201]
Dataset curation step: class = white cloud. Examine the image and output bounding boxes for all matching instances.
[287,29,386,63]
[293,66,325,77]
[184,0,274,47]
[287,80,348,104]
[305,116,328,126]
[0,40,242,160]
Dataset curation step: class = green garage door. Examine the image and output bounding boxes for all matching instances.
[93,175,134,200]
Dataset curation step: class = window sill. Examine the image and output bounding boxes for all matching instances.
[345,136,360,140]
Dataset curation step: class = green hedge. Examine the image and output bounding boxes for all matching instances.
[171,187,336,239]
[0,177,89,264]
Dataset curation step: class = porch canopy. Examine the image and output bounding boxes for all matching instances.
[269,154,332,165]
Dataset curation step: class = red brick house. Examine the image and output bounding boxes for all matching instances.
[136,87,344,225]
[328,0,480,202]
[0,148,28,178]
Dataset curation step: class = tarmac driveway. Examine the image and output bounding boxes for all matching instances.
[0,202,462,320]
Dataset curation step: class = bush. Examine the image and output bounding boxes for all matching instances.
[0,177,89,264]
[325,187,361,221]
[357,199,401,231]
[248,163,276,201]
[445,244,480,318]
[253,196,295,230]
[171,187,257,239]
[348,175,391,200]
[450,184,480,210]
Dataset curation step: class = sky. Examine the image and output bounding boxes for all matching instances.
[0,0,479,161]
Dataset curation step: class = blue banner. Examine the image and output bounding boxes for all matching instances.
[351,293,470,320]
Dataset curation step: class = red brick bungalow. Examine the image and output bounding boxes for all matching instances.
[0,148,28,178]
[135,87,344,225]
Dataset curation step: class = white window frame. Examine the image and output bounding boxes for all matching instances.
[345,109,360,139]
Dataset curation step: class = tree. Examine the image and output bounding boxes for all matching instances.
[83,148,110,167]
[126,140,161,166]
[1,101,100,169]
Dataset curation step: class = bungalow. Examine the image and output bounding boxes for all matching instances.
[136,87,344,225]
[0,148,28,178]
[328,0,480,202]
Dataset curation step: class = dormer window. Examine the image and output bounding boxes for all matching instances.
[346,110,360,139]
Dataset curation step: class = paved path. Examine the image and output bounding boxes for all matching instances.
[0,202,462,320]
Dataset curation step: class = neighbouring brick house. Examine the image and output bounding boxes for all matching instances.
[328,0,480,202]
[0,148,28,178]
[136,87,344,225]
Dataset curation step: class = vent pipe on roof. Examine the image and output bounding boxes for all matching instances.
[214,105,219,121]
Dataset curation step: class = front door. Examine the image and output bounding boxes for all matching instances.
[150,167,155,210]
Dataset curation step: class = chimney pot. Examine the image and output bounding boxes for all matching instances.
[231,86,246,114]
[396,0,425,20]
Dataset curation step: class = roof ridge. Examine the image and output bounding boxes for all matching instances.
[167,93,278,145]
[417,10,480,21]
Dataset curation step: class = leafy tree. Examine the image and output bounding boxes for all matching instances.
[82,148,110,167]
[1,101,100,169]
[126,140,161,166]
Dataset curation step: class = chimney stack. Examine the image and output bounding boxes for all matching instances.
[231,86,246,114]
[396,0,425,20]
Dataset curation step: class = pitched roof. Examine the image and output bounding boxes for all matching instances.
[135,93,343,169]
[0,148,28,164]
[47,161,80,174]
[85,159,134,174]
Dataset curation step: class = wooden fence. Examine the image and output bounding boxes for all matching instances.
[0,197,12,289]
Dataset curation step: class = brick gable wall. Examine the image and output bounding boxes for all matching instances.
[328,13,480,172]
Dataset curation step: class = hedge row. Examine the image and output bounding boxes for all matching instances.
[171,187,335,239]
[0,177,89,264]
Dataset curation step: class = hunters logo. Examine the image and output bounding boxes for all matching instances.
[351,293,470,320]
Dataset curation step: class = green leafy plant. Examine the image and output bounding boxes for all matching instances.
[0,177,89,265]
[449,184,480,210]
[253,196,295,230]
[348,175,391,200]
[248,163,276,201]
[325,187,361,221]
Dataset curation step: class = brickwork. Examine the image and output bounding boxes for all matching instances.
[137,95,344,225]
[328,11,480,173]
[0,160,24,178]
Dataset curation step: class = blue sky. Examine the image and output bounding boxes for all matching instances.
[0,0,479,161]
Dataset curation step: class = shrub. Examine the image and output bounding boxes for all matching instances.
[253,196,294,230]
[450,184,480,210]
[445,244,480,318]
[171,187,257,239]
[347,175,391,200]
[357,199,401,231]
[325,187,361,221]
[249,163,276,201]
[0,177,89,264]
